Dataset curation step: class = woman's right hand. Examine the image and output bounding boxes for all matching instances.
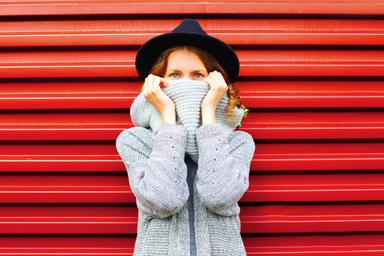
[143,74,176,124]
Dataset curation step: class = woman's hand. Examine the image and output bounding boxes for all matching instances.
[143,74,176,124]
[201,71,228,124]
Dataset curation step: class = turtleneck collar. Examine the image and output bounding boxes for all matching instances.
[130,79,243,162]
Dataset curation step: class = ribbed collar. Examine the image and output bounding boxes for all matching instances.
[130,79,243,162]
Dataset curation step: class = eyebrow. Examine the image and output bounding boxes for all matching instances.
[166,69,181,73]
[166,69,207,73]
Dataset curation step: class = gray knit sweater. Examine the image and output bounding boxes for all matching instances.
[129,79,245,163]
[116,80,255,255]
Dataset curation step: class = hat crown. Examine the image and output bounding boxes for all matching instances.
[171,19,208,36]
[135,19,239,83]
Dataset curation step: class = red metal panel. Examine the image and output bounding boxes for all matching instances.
[0,112,130,140]
[0,81,141,109]
[243,235,384,255]
[0,144,124,172]
[1,1,384,16]
[238,81,384,108]
[1,50,384,78]
[0,175,134,203]
[240,204,384,233]
[244,174,384,202]
[241,112,384,139]
[0,237,134,256]
[1,19,383,47]
[252,143,384,171]
[0,206,137,234]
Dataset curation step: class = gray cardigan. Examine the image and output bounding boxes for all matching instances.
[116,123,255,255]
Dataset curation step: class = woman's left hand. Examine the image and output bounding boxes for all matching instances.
[201,71,228,124]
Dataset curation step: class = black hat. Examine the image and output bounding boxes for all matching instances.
[135,19,239,84]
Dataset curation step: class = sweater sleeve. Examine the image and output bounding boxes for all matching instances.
[116,123,190,218]
[195,124,255,216]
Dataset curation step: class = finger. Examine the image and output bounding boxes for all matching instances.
[207,74,226,93]
[153,76,162,90]
[205,77,216,88]
[206,72,219,83]
[214,71,227,86]
[210,71,225,86]
[147,74,166,88]
[211,71,220,78]
[144,75,158,99]
[212,72,227,92]
[159,77,167,87]
[209,71,222,86]
[152,75,163,90]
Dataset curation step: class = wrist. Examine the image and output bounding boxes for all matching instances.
[161,107,176,124]
[201,107,216,124]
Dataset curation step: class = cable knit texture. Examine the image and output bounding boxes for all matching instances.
[116,79,255,255]
[130,79,244,163]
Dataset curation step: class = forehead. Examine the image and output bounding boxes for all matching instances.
[167,49,206,70]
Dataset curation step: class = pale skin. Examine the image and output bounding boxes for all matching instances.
[143,49,228,124]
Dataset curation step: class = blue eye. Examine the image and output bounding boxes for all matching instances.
[171,73,179,78]
[194,73,202,78]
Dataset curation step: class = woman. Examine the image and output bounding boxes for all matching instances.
[116,19,255,256]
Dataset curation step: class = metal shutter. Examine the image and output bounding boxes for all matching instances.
[1,1,384,255]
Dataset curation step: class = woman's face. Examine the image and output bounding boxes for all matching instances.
[164,49,208,82]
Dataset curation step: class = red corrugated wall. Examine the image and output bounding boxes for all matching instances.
[1,0,384,255]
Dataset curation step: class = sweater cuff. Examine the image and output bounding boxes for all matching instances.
[152,123,188,160]
[196,123,225,140]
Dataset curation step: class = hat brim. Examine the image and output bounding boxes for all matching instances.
[135,32,239,84]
